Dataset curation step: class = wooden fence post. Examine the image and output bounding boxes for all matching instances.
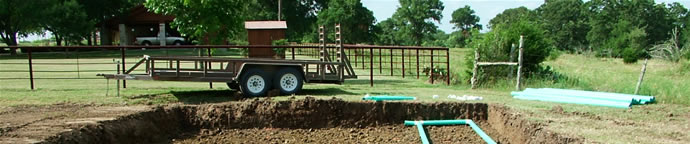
[430,49,434,84]
[416,49,420,79]
[516,36,524,91]
[121,47,126,88]
[208,48,213,89]
[635,58,649,94]
[28,48,35,90]
[446,49,450,85]
[370,48,374,87]
[471,48,479,89]
[402,49,405,78]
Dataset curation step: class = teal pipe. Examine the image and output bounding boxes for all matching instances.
[404,120,497,144]
[362,95,416,101]
[521,88,635,103]
[415,121,431,144]
[539,88,654,103]
[513,92,631,108]
[512,92,631,108]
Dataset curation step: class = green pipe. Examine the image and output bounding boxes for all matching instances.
[404,120,497,144]
[362,95,416,101]
[512,92,630,108]
[521,88,635,103]
[539,88,654,103]
[414,121,431,144]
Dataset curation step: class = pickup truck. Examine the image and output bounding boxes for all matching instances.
[135,35,185,46]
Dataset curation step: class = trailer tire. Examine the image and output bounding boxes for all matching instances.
[226,82,240,90]
[273,67,303,95]
[239,68,271,97]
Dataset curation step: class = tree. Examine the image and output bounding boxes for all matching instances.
[316,0,376,44]
[465,18,552,81]
[585,0,672,55]
[392,0,444,46]
[43,0,93,46]
[489,6,538,29]
[0,0,52,55]
[450,5,482,32]
[146,0,248,44]
[248,0,329,42]
[373,18,403,46]
[536,0,588,52]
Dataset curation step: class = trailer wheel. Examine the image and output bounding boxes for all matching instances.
[239,68,271,97]
[226,82,240,90]
[274,68,303,95]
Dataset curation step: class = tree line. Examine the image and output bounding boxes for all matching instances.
[2,0,690,62]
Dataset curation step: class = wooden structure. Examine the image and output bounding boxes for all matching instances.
[100,5,177,46]
[471,36,524,90]
[245,21,287,58]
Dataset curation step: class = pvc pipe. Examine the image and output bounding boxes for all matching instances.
[539,88,654,103]
[415,121,431,144]
[513,92,632,108]
[404,120,497,144]
[362,95,416,101]
[521,88,636,104]
[512,92,631,108]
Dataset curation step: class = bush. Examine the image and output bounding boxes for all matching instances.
[622,47,642,63]
[463,19,552,83]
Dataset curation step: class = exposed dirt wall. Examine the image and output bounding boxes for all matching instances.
[38,98,583,144]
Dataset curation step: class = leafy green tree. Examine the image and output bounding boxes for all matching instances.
[146,0,248,44]
[392,0,444,46]
[43,0,93,46]
[316,0,376,44]
[0,0,52,55]
[248,0,329,42]
[585,0,671,56]
[373,18,403,45]
[422,30,448,47]
[536,0,588,52]
[488,6,538,28]
[465,19,552,81]
[450,5,482,32]
[449,5,481,48]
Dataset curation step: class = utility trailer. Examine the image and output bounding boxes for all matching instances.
[99,25,355,97]
[99,54,356,97]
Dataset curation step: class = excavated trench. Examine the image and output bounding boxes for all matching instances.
[38,98,582,144]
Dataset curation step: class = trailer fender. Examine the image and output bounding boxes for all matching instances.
[236,63,305,81]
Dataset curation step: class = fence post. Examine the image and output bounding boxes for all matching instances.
[471,48,479,89]
[370,47,374,87]
[379,48,382,74]
[208,48,213,89]
[121,47,126,88]
[402,49,405,78]
[390,48,393,76]
[28,48,35,90]
[416,49,419,79]
[446,49,450,85]
[430,49,434,84]
[516,36,524,91]
[635,58,649,94]
[292,47,295,60]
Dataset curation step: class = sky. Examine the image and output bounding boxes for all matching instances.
[361,0,690,33]
[19,0,690,41]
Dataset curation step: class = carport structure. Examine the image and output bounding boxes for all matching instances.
[99,5,179,46]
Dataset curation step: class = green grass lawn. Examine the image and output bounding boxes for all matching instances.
[1,48,689,143]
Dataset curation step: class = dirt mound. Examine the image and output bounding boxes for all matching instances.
[35,98,581,144]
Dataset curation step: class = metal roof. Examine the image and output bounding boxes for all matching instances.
[244,21,287,30]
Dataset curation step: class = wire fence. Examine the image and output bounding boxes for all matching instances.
[0,45,449,90]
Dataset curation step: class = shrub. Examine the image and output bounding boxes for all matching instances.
[463,19,552,83]
[622,47,642,63]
